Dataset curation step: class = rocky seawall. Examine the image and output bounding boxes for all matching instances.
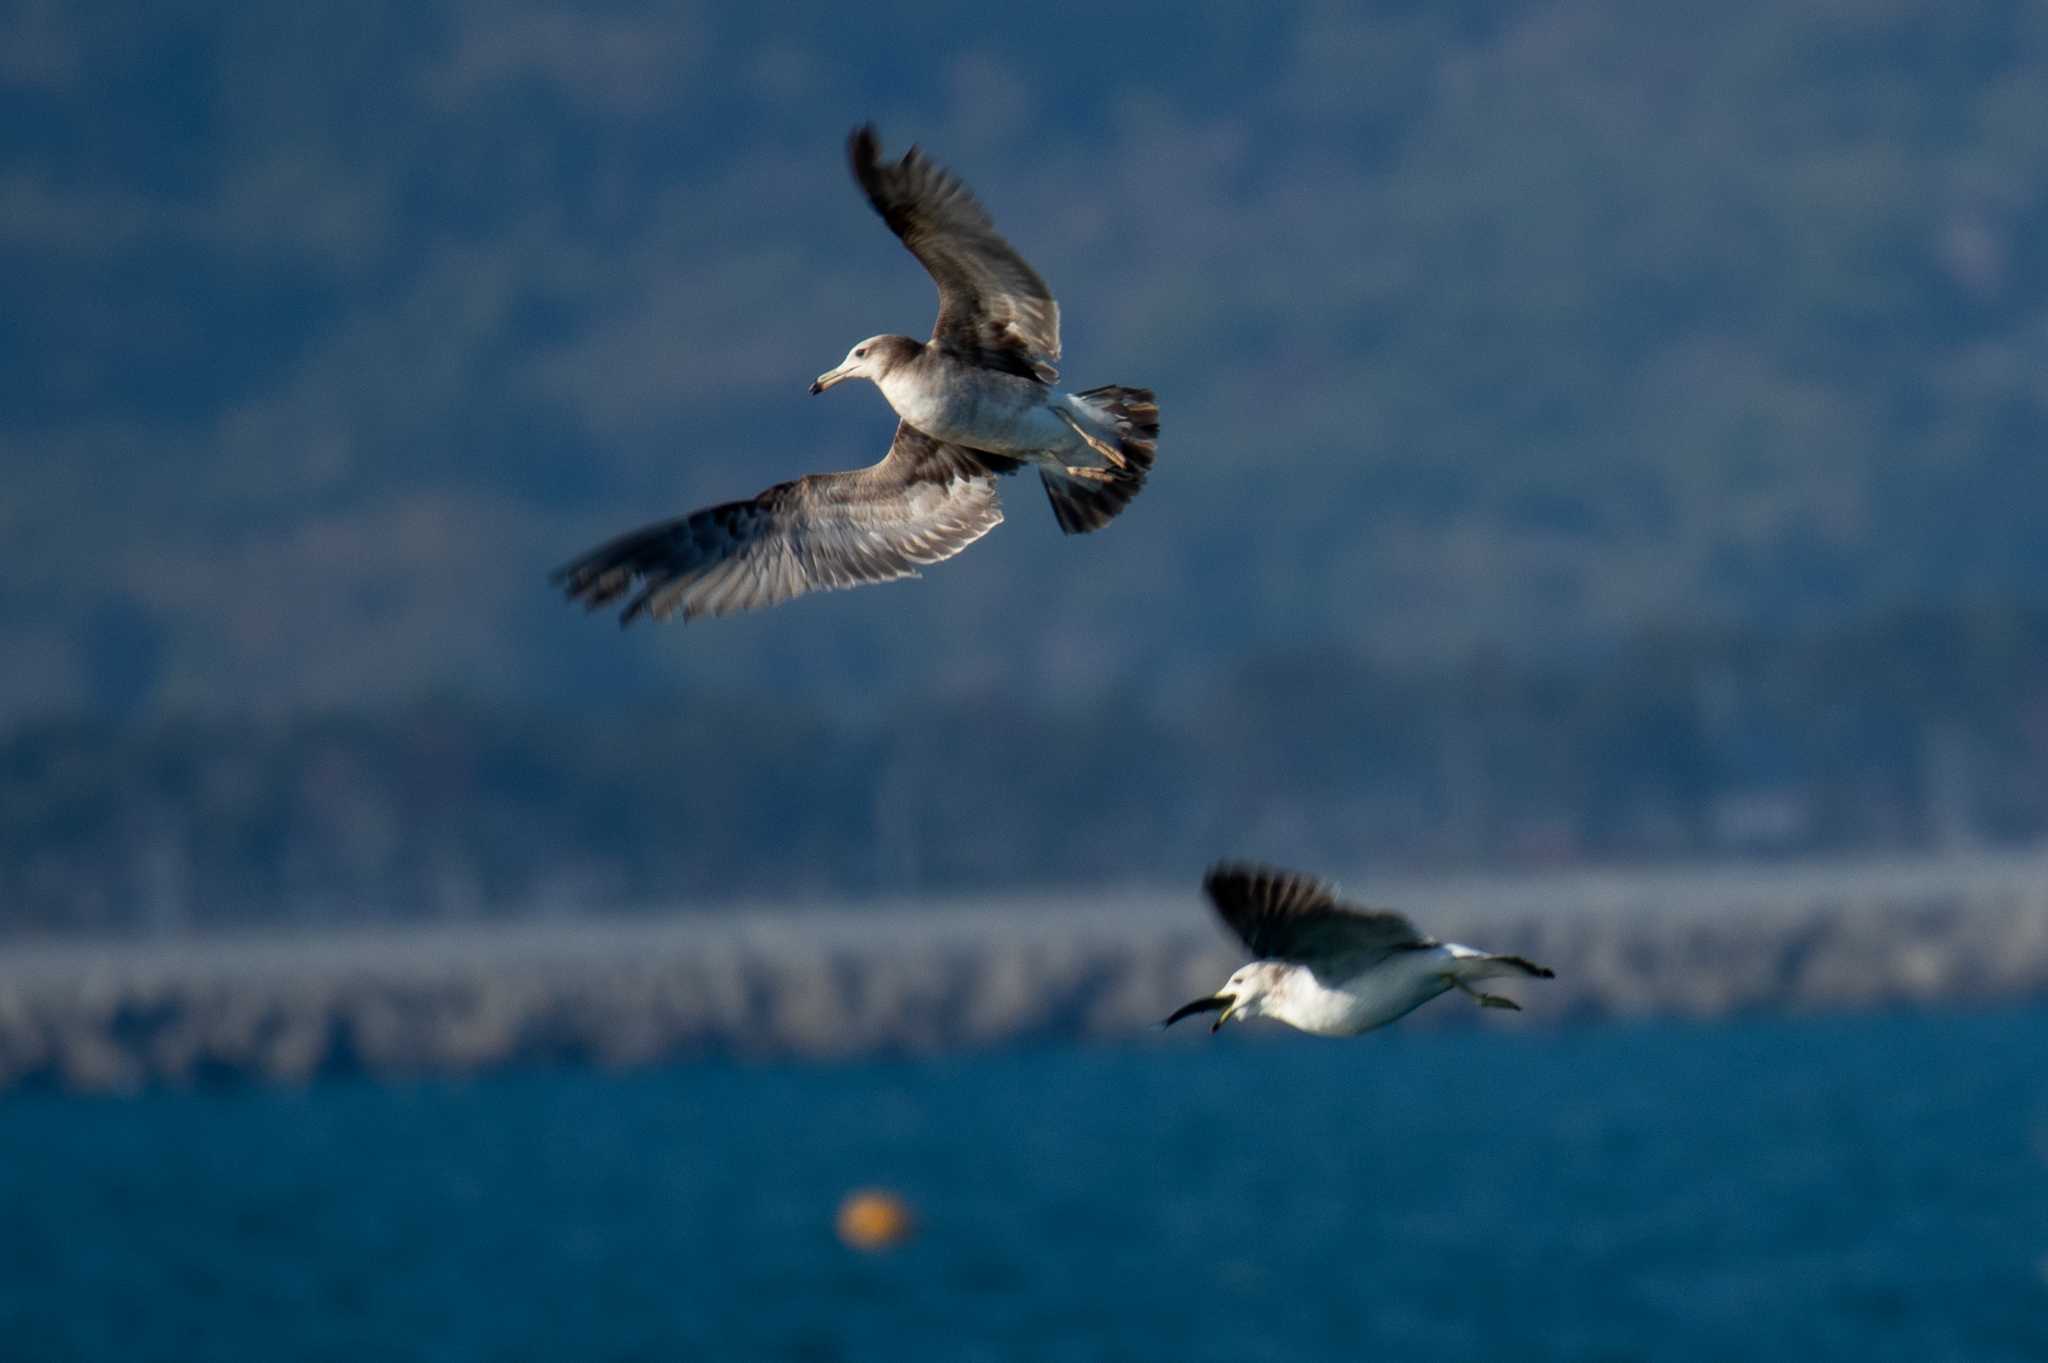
[4,853,2046,1093]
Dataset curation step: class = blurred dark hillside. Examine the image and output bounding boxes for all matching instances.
[7,604,2046,932]
[7,0,2048,723]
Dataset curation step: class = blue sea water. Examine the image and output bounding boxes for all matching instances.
[3,1007,2045,1362]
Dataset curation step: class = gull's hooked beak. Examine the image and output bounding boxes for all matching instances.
[1160,994,1233,1032]
[809,364,854,396]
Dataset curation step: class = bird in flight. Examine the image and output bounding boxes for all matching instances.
[1163,862,1556,1037]
[815,124,1158,536]
[554,125,1157,625]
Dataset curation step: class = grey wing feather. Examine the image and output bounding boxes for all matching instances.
[1201,862,1431,971]
[553,425,1013,624]
[848,124,1061,383]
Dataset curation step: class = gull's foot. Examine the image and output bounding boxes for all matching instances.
[1453,979,1522,1011]
[1054,408,1128,468]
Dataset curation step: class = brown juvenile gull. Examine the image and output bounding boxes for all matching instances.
[810,124,1160,534]
[1162,862,1556,1037]
[551,422,1026,623]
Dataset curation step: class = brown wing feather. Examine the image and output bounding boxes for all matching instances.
[848,124,1061,383]
[553,425,1017,624]
[1201,862,1431,967]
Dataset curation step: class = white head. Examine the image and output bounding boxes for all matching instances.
[810,334,920,394]
[1160,960,1290,1034]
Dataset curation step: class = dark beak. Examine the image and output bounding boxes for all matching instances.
[1160,994,1232,1030]
[808,380,825,395]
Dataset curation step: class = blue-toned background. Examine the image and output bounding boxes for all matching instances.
[9,2,2048,916]
[13,0,2048,709]
[7,1009,2046,1362]
[7,4,2048,1358]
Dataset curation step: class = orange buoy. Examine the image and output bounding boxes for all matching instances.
[835,1188,916,1251]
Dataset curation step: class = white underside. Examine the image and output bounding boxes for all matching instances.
[877,365,1101,464]
[1266,943,1496,1037]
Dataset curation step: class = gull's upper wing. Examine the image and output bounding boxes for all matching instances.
[848,124,1061,383]
[1201,862,1432,972]
[553,424,1019,624]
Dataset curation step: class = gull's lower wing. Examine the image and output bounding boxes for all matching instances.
[553,425,1012,624]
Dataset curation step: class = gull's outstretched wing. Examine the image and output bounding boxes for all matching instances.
[553,424,1018,624]
[1202,862,1433,973]
[848,124,1061,384]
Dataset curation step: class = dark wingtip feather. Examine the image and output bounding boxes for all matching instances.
[1200,860,1268,907]
[848,122,880,171]
[1203,859,1309,896]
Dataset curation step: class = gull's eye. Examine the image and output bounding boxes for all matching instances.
[855,346,868,358]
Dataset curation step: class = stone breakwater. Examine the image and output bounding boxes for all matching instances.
[3,854,2047,1093]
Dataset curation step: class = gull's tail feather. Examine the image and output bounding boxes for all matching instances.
[1071,385,1160,472]
[1039,464,1143,535]
[1445,949,1552,1014]
[1493,954,1556,979]
[1040,386,1156,534]
[1457,953,1556,982]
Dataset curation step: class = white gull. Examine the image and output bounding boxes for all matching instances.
[1163,862,1556,1037]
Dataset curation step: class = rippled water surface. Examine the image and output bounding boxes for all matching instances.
[5,1007,2045,1361]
